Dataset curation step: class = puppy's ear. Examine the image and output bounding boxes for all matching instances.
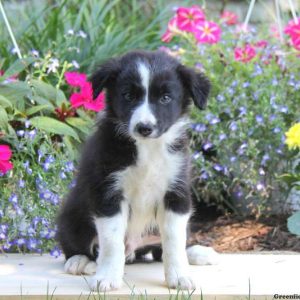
[177,65,210,110]
[90,58,120,98]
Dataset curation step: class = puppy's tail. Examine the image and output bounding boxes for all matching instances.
[186,245,220,265]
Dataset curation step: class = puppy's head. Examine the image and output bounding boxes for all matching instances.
[91,50,210,139]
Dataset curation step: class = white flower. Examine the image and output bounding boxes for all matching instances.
[67,29,74,35]
[77,30,87,38]
[72,60,80,69]
[47,58,59,73]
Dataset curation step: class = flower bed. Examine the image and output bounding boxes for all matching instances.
[0,2,300,255]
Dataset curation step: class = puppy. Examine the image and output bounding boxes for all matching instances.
[56,50,216,292]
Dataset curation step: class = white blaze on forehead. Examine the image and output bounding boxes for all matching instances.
[129,62,156,135]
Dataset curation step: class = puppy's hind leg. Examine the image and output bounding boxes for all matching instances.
[187,245,220,265]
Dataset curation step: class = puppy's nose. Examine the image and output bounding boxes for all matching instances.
[135,123,154,137]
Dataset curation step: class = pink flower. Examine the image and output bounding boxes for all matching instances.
[254,40,268,48]
[194,21,221,44]
[64,72,87,87]
[0,69,18,83]
[221,11,238,25]
[161,16,178,43]
[284,19,300,51]
[70,82,105,112]
[0,145,13,175]
[284,18,300,35]
[176,6,205,32]
[234,44,256,63]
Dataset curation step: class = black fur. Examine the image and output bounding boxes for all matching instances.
[56,50,210,261]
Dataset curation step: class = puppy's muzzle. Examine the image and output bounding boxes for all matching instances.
[135,122,155,137]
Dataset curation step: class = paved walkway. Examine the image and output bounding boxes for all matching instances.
[0,252,299,299]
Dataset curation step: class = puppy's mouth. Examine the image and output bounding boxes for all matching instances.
[130,122,160,139]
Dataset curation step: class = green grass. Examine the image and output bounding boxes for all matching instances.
[0,0,172,73]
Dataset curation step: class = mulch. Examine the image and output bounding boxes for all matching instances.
[189,215,300,252]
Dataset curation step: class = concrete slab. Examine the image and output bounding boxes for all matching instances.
[0,253,299,299]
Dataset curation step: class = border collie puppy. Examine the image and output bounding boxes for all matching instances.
[56,50,216,291]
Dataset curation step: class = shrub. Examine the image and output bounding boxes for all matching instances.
[160,6,300,216]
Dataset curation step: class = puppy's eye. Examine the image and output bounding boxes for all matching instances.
[159,95,172,105]
[123,92,134,101]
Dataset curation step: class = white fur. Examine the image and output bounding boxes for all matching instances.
[157,210,195,290]
[64,255,96,275]
[90,212,127,292]
[129,62,156,136]
[187,245,220,265]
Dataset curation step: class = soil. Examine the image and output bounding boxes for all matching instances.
[189,215,300,253]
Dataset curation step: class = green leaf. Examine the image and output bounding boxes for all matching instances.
[0,81,30,106]
[30,80,66,104]
[26,104,53,116]
[0,57,36,82]
[65,117,91,134]
[30,116,80,141]
[287,211,300,236]
[0,95,12,108]
[0,107,9,130]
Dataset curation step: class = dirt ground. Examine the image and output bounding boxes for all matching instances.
[189,215,300,252]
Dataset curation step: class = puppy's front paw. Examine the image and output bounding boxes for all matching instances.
[166,274,195,290]
[89,274,122,292]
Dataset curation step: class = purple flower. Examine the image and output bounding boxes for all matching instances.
[192,151,201,160]
[9,194,18,204]
[60,172,67,179]
[239,107,247,116]
[17,130,25,137]
[193,123,207,132]
[272,78,278,86]
[0,232,6,240]
[65,161,74,173]
[230,156,237,162]
[262,154,270,165]
[210,117,220,125]
[279,106,288,113]
[200,171,209,180]
[50,246,62,258]
[217,94,225,102]
[255,115,264,123]
[219,133,227,141]
[16,238,26,246]
[18,179,25,188]
[229,121,238,131]
[203,142,213,151]
[27,238,39,250]
[26,129,37,140]
[258,168,265,176]
[273,127,281,133]
[23,161,33,175]
[25,120,31,128]
[213,164,223,172]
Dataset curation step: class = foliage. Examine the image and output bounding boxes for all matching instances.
[160,6,300,216]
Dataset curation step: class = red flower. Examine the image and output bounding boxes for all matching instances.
[65,72,87,87]
[65,72,106,112]
[234,44,256,63]
[176,6,205,33]
[0,145,13,174]
[221,11,238,25]
[70,82,105,112]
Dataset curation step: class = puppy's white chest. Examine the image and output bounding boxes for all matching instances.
[119,139,183,223]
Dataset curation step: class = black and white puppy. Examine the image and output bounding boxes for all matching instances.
[56,50,216,291]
